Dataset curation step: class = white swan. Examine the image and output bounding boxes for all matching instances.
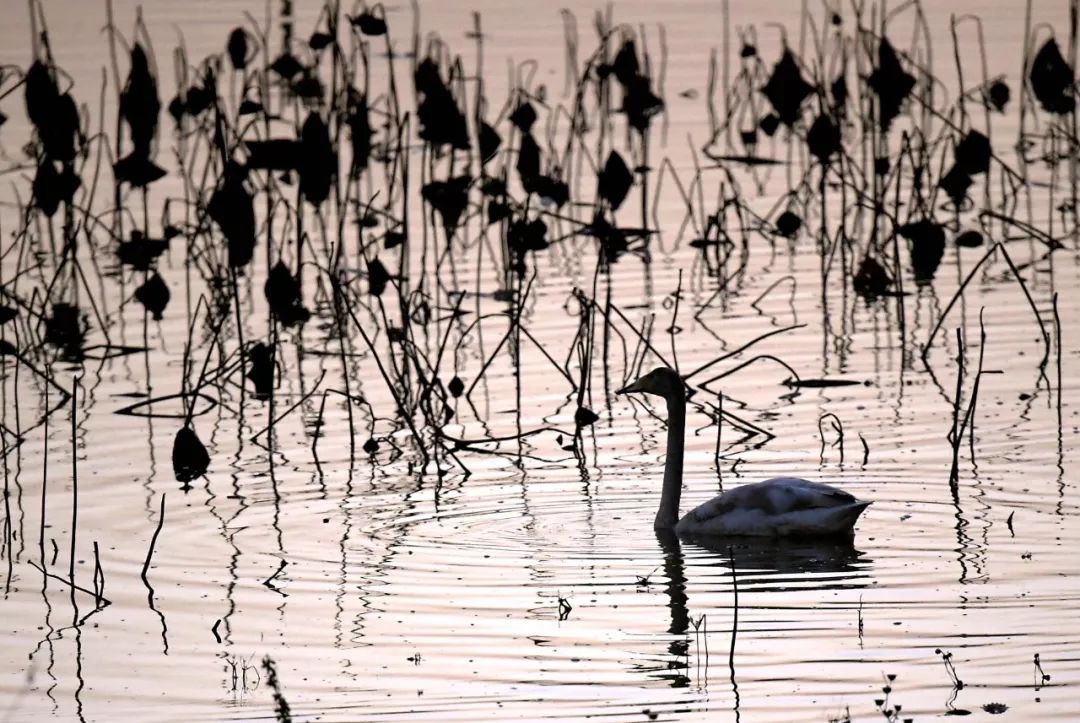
[618,367,870,537]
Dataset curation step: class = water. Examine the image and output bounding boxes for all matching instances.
[1,1,1079,721]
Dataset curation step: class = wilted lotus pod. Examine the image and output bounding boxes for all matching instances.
[758,113,780,136]
[421,176,470,235]
[868,38,916,131]
[806,114,841,163]
[350,11,387,36]
[227,28,249,70]
[246,341,275,399]
[612,38,640,86]
[507,217,549,253]
[134,272,170,320]
[113,154,167,187]
[985,79,1010,112]
[775,210,803,238]
[1029,38,1074,114]
[448,376,465,398]
[299,113,335,206]
[955,229,984,248]
[899,220,946,284]
[172,425,210,486]
[762,49,814,127]
[598,150,634,210]
[24,60,59,131]
[208,163,256,268]
[244,138,302,171]
[0,306,18,325]
[120,44,160,160]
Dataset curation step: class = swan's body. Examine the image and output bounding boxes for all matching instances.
[618,367,870,538]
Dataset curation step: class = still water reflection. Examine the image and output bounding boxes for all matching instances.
[0,0,1078,721]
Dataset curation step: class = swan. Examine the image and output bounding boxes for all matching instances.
[618,367,871,537]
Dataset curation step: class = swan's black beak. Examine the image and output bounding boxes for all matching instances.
[616,378,644,395]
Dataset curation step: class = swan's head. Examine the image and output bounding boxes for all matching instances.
[617,367,685,401]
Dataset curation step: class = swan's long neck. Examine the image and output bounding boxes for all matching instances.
[655,391,685,529]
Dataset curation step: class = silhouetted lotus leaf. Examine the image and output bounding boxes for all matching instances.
[172,425,210,485]
[167,95,185,121]
[853,256,893,298]
[759,113,780,136]
[246,342,275,399]
[516,133,541,191]
[350,12,387,36]
[775,210,802,238]
[421,175,470,234]
[487,201,511,225]
[622,74,664,132]
[575,406,600,427]
[363,438,379,454]
[117,231,168,270]
[955,130,990,175]
[42,93,80,163]
[265,261,310,327]
[740,44,757,58]
[868,38,915,131]
[955,229,984,248]
[292,73,323,100]
[938,164,973,207]
[762,49,814,127]
[33,160,78,216]
[44,303,86,359]
[245,139,302,171]
[448,376,464,398]
[414,58,470,150]
[831,75,847,109]
[0,306,17,325]
[384,231,406,249]
[509,102,537,132]
[599,150,633,210]
[134,272,170,320]
[1030,38,1074,114]
[208,165,256,267]
[480,178,507,197]
[874,157,890,176]
[534,176,569,207]
[806,114,841,163]
[479,121,501,164]
[347,92,372,173]
[899,220,945,283]
[613,39,640,86]
[114,153,167,187]
[227,28,249,70]
[367,257,391,296]
[508,217,549,252]
[270,53,304,80]
[985,79,1010,112]
[238,99,263,115]
[308,32,334,50]
[185,84,215,115]
[740,129,757,147]
[24,61,58,132]
[299,113,335,206]
[120,44,160,160]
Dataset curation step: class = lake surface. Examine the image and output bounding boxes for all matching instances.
[1,1,1078,721]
